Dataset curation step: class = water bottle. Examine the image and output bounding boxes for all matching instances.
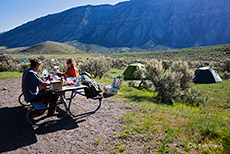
[42,69,48,77]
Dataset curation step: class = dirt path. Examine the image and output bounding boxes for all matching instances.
[0,78,128,153]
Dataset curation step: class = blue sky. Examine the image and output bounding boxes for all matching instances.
[0,0,127,32]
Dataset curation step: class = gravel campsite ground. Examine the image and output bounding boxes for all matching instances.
[0,77,128,153]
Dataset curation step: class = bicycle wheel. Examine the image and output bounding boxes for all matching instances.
[18,93,30,106]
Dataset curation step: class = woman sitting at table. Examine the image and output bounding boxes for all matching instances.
[57,58,79,79]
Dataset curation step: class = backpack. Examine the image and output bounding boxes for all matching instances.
[82,80,102,98]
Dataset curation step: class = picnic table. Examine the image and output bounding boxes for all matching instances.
[25,84,103,125]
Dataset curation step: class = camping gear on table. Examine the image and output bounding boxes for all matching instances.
[50,80,62,90]
[51,66,59,75]
[63,77,80,86]
[42,69,48,77]
[193,67,222,83]
[123,63,145,80]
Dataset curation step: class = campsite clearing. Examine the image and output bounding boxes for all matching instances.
[1,45,230,153]
[0,70,230,153]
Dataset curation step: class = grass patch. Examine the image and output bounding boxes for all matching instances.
[0,71,22,79]
[104,68,124,78]
[113,77,230,153]
[110,44,230,61]
[92,140,100,146]
[193,80,230,110]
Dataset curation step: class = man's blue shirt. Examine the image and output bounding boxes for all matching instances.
[22,69,43,102]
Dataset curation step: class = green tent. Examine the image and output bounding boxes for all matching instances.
[123,63,145,80]
[193,67,222,83]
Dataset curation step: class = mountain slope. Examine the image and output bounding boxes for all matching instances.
[83,0,230,48]
[20,41,80,54]
[65,40,172,53]
[0,0,229,50]
[0,4,114,48]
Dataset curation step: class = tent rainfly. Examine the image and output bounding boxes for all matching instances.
[123,63,145,80]
[193,67,222,83]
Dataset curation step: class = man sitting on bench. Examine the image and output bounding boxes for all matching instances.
[22,58,58,116]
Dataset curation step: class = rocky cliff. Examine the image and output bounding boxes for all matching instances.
[0,0,229,50]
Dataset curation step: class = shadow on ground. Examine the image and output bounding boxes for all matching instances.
[34,114,85,135]
[0,106,36,153]
[0,106,85,153]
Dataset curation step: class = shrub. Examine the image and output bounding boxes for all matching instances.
[0,54,13,71]
[37,55,46,61]
[182,89,208,107]
[79,58,94,77]
[162,60,172,70]
[0,62,9,72]
[8,63,17,71]
[221,71,230,79]
[57,61,66,72]
[79,56,111,79]
[221,59,230,72]
[171,61,193,90]
[143,60,201,105]
[111,58,128,69]
[156,70,182,104]
[188,61,208,70]
[41,58,62,72]
[0,53,10,62]
[0,54,30,72]
[76,57,85,66]
[19,63,30,72]
[144,60,181,104]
